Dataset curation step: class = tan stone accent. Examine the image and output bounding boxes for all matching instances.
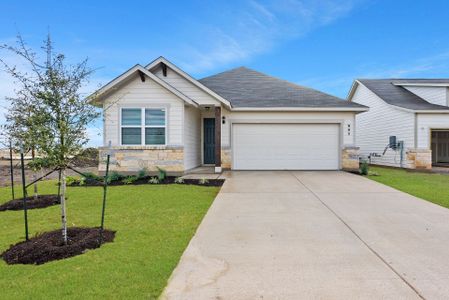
[406,149,432,170]
[98,147,184,174]
[221,148,232,169]
[342,147,360,172]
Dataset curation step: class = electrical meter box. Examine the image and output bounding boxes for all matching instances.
[389,136,397,150]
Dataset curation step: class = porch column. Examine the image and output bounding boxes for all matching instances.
[214,106,222,173]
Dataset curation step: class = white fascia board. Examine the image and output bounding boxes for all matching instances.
[346,80,361,101]
[87,64,198,107]
[414,110,449,114]
[146,56,232,109]
[231,107,369,112]
[393,83,449,87]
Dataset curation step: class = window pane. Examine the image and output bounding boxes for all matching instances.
[145,128,165,145]
[145,109,165,126]
[122,128,141,145]
[122,109,141,125]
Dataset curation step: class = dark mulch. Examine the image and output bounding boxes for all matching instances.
[69,176,225,187]
[1,227,115,265]
[0,194,60,211]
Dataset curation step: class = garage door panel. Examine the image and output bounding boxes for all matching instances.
[233,123,339,170]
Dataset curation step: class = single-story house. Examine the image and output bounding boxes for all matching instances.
[348,79,449,169]
[91,56,368,174]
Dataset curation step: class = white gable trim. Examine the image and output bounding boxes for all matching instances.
[146,56,232,109]
[88,64,198,107]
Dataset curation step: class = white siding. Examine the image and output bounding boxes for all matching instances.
[221,111,356,147]
[416,113,449,148]
[184,106,201,170]
[352,84,415,167]
[152,66,221,106]
[404,86,448,107]
[103,74,184,146]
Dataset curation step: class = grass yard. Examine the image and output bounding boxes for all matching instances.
[367,166,449,208]
[0,180,220,299]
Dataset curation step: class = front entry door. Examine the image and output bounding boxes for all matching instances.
[203,118,215,164]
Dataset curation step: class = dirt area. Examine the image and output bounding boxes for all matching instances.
[0,159,98,187]
[1,227,115,265]
[0,194,60,211]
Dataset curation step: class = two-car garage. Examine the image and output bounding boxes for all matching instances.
[232,123,341,170]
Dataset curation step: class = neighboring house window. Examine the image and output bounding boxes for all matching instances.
[121,108,166,145]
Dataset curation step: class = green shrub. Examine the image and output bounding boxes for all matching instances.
[174,177,184,184]
[137,168,148,179]
[199,178,209,185]
[148,177,159,184]
[82,172,101,181]
[107,171,123,183]
[360,160,369,175]
[156,167,167,181]
[65,176,79,186]
[122,176,138,185]
[79,177,86,186]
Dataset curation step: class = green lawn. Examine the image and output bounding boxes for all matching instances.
[0,180,219,299]
[367,166,449,208]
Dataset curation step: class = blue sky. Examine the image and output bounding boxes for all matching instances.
[1,0,449,145]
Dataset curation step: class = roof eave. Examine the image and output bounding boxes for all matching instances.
[231,106,369,112]
[393,83,449,87]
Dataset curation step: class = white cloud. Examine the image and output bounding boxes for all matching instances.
[176,0,363,73]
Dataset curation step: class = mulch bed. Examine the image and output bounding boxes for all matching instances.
[1,227,115,265]
[0,194,60,211]
[69,176,225,187]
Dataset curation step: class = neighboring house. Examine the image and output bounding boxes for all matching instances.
[91,56,367,174]
[348,79,449,169]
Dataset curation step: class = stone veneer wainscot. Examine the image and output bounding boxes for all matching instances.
[99,146,184,175]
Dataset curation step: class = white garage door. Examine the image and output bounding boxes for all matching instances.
[232,123,340,170]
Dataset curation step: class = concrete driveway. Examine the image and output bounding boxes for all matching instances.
[162,171,449,299]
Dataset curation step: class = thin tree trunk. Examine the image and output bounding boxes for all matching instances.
[31,148,38,200]
[60,168,68,244]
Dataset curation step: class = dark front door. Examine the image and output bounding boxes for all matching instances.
[204,118,215,164]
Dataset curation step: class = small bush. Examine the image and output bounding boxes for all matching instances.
[174,177,184,184]
[82,172,101,181]
[66,176,79,185]
[79,177,86,186]
[107,171,123,183]
[360,160,369,175]
[148,177,159,184]
[122,176,138,185]
[137,168,148,179]
[156,167,167,181]
[199,178,209,185]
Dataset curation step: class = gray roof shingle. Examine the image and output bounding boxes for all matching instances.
[358,79,449,111]
[199,67,366,109]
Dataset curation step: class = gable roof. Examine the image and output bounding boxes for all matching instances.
[351,79,449,111]
[199,67,367,110]
[88,64,198,107]
[146,56,232,108]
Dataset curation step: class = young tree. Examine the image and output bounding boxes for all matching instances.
[0,34,99,244]
[4,90,47,200]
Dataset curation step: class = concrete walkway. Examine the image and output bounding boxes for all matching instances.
[162,171,449,299]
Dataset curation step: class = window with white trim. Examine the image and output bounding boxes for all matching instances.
[121,108,166,145]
